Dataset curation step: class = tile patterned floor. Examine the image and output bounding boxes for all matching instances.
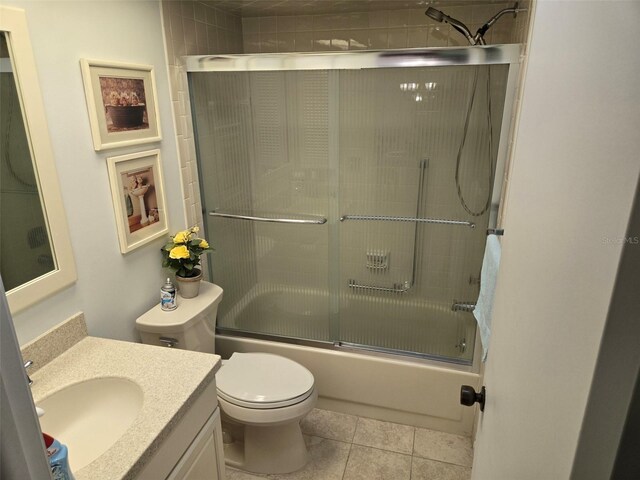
[226,408,473,480]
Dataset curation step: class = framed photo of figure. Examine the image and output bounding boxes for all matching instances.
[81,59,162,151]
[106,149,169,253]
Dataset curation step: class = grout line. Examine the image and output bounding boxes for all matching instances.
[351,415,360,443]
[411,427,416,457]
[412,456,474,473]
[347,442,413,458]
[305,433,353,446]
[341,442,353,480]
[410,425,417,480]
[409,453,414,480]
[410,450,474,469]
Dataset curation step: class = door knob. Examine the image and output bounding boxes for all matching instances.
[460,385,486,411]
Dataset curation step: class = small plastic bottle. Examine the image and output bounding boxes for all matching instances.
[43,433,75,480]
[160,278,177,311]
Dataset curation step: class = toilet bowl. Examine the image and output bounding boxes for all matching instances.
[217,352,317,473]
[135,282,316,474]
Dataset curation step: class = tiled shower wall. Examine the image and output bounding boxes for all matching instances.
[242,2,530,53]
[161,1,257,303]
[161,0,530,230]
[161,0,243,231]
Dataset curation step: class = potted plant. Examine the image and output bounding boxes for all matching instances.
[161,226,213,298]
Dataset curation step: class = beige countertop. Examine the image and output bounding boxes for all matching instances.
[30,335,221,480]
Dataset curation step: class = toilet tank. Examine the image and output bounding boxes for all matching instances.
[136,282,223,354]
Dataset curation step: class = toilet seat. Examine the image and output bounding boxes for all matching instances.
[216,353,315,409]
[219,386,318,427]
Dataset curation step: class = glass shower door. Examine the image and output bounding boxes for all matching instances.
[189,52,513,365]
[337,65,508,363]
[190,70,332,342]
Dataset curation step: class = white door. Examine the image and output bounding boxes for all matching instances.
[470,2,640,479]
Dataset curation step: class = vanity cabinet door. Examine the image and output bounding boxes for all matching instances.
[168,407,225,480]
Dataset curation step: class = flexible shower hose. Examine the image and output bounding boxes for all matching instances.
[454,66,494,217]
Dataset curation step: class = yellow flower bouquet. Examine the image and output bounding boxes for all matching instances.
[161,226,213,278]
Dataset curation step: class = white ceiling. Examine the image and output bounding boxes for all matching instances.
[202,0,513,17]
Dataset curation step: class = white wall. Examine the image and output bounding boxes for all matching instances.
[472,1,640,479]
[6,1,185,344]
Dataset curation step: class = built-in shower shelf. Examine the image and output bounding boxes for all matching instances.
[366,250,389,272]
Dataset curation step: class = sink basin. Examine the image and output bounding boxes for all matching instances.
[38,377,144,472]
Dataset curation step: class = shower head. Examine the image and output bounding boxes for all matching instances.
[425,2,524,46]
[425,7,444,23]
[424,6,475,45]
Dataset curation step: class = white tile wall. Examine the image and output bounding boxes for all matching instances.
[242,3,530,53]
[161,0,244,233]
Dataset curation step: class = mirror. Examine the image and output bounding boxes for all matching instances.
[1,32,55,289]
[0,7,76,313]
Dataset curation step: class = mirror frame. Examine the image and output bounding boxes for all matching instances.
[1,6,76,313]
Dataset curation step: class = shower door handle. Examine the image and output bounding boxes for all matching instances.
[209,212,327,225]
[340,214,475,228]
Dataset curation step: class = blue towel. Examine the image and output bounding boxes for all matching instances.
[473,235,502,362]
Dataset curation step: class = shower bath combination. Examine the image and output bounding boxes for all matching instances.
[426,2,524,46]
[186,33,522,366]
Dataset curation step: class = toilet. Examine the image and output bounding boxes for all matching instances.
[135,281,317,474]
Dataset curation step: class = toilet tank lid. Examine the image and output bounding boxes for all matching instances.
[135,281,223,333]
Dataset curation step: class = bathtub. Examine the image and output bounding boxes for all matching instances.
[215,283,480,435]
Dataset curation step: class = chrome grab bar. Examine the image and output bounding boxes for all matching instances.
[340,214,475,229]
[348,279,410,294]
[452,301,476,312]
[209,212,327,225]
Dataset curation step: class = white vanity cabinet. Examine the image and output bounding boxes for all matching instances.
[137,377,225,480]
[168,408,225,480]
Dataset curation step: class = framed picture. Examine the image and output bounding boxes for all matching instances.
[107,149,169,253]
[80,59,162,151]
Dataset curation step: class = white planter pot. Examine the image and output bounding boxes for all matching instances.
[176,270,202,299]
